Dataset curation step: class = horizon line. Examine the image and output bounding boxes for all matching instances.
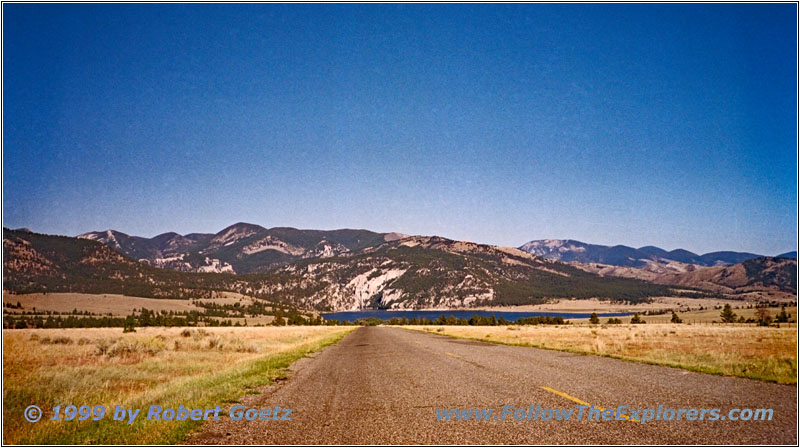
[4,223,796,257]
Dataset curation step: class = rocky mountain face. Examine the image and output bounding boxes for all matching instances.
[257,236,673,310]
[518,239,773,268]
[78,223,400,274]
[5,228,672,311]
[78,229,214,269]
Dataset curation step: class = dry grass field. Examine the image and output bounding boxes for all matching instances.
[557,306,799,324]
[1,292,310,325]
[632,306,798,324]
[2,292,287,317]
[3,292,204,315]
[478,296,781,314]
[412,324,797,384]
[3,326,355,444]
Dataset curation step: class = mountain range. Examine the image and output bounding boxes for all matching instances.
[76,226,795,276]
[517,239,794,267]
[78,223,407,274]
[5,228,677,310]
[4,225,796,311]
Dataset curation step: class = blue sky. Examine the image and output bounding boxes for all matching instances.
[3,4,797,255]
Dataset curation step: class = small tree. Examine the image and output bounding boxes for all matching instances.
[123,315,136,333]
[670,312,682,324]
[589,313,599,325]
[607,317,622,324]
[720,304,737,323]
[273,308,285,326]
[755,308,772,327]
[630,313,645,324]
[776,306,790,323]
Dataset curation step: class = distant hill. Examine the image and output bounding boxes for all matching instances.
[576,256,796,295]
[5,228,675,311]
[4,227,193,297]
[518,240,648,267]
[519,239,765,268]
[662,257,797,294]
[79,223,395,274]
[777,251,797,259]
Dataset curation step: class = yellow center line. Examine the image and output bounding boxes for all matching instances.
[540,386,639,422]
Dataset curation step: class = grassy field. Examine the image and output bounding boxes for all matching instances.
[411,324,797,384]
[3,326,355,444]
[2,292,328,326]
[480,298,797,323]
[634,306,797,324]
[557,306,798,324]
[479,296,753,313]
[3,292,205,315]
[3,291,294,320]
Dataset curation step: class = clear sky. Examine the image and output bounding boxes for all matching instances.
[3,4,797,255]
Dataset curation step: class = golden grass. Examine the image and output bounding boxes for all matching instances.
[410,324,797,384]
[478,296,751,313]
[3,293,204,316]
[637,307,797,324]
[2,291,287,317]
[3,326,355,444]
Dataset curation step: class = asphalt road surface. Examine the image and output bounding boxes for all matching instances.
[191,326,796,444]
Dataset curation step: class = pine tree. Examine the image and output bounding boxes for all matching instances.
[589,313,599,324]
[670,312,682,324]
[273,308,285,326]
[720,304,737,323]
[123,315,136,333]
[776,306,790,323]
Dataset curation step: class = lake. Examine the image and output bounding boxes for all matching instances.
[320,309,632,322]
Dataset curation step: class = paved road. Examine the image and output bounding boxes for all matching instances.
[191,326,796,444]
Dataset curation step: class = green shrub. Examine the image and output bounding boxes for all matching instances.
[105,338,164,357]
[40,336,73,345]
[630,313,645,324]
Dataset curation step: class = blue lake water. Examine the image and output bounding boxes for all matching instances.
[321,310,632,322]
